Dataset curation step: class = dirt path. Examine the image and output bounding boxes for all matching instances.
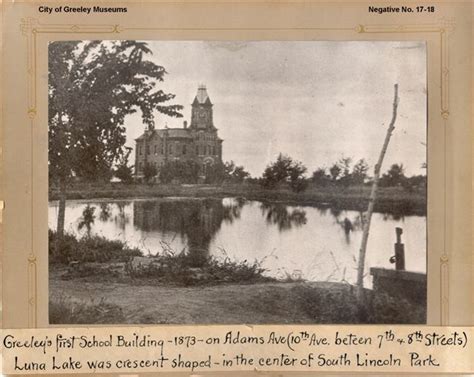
[50,279,348,324]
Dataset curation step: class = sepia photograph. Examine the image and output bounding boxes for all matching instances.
[48,40,427,325]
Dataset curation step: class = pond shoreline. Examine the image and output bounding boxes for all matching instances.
[49,182,426,216]
[49,231,427,324]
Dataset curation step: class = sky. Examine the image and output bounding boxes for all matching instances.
[124,41,427,178]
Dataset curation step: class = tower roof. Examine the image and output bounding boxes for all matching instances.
[193,84,212,105]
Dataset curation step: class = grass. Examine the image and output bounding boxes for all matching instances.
[49,296,126,324]
[49,282,426,324]
[291,283,426,324]
[49,181,426,216]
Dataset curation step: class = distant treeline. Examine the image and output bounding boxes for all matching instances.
[248,154,426,194]
[113,153,426,195]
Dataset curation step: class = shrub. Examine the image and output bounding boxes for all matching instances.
[49,230,142,264]
[114,163,134,184]
[126,251,274,286]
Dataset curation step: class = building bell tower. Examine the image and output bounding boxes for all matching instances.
[190,84,214,129]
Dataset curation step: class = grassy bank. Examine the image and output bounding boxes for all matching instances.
[49,231,426,324]
[49,281,426,324]
[49,182,426,215]
[50,231,275,286]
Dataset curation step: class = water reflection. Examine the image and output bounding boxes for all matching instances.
[259,202,307,231]
[132,198,245,266]
[99,203,111,222]
[48,197,427,283]
[333,212,365,244]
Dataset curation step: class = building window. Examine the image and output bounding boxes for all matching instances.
[146,145,150,155]
[154,145,157,154]
[212,146,215,155]
[196,145,199,155]
[169,144,173,155]
[161,144,164,154]
[139,146,142,155]
[183,144,187,155]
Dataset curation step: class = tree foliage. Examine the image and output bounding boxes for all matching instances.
[351,159,370,185]
[379,163,406,187]
[113,147,134,183]
[48,40,183,184]
[160,160,201,184]
[311,168,331,186]
[261,154,308,192]
[143,163,158,184]
[224,161,250,183]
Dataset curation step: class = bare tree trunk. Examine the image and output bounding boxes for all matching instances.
[56,177,67,238]
[356,84,399,302]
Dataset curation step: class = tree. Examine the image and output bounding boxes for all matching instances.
[231,165,250,182]
[336,157,353,187]
[143,163,158,184]
[224,160,250,183]
[351,159,370,185]
[159,160,200,184]
[114,147,134,183]
[357,84,399,304]
[261,154,308,192]
[114,164,134,184]
[204,162,226,184]
[379,163,406,187]
[49,41,183,236]
[329,163,342,183]
[311,168,330,186]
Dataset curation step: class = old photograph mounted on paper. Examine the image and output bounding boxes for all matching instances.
[48,41,427,324]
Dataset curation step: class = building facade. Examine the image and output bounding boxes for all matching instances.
[134,85,223,180]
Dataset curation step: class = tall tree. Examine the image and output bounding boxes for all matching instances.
[356,84,399,304]
[49,41,183,236]
[351,159,370,185]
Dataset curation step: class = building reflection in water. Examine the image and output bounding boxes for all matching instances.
[133,198,245,266]
[132,198,308,266]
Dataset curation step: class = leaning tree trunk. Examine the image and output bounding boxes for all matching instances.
[56,177,67,238]
[356,84,399,303]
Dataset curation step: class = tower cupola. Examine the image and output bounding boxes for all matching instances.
[190,84,214,129]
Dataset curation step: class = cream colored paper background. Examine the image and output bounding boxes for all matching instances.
[1,326,473,374]
[1,0,472,363]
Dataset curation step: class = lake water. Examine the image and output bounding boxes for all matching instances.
[48,198,426,286]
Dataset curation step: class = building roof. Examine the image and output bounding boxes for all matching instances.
[135,128,193,142]
[158,128,193,139]
[193,84,212,105]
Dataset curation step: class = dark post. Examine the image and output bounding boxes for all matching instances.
[395,227,405,270]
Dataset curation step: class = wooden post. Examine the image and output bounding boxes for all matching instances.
[395,227,405,270]
[356,84,399,302]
